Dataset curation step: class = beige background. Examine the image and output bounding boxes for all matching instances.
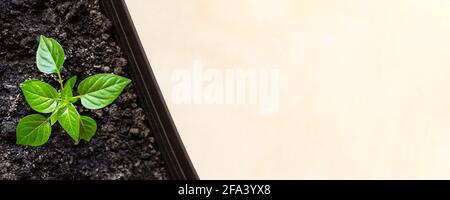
[126,0,450,179]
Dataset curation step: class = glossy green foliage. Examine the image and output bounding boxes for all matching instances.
[36,35,65,74]
[78,74,131,109]
[16,35,131,146]
[20,80,59,113]
[16,114,52,147]
[79,116,97,142]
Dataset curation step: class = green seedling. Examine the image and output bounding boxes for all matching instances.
[16,35,131,146]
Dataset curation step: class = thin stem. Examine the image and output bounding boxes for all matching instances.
[56,71,64,90]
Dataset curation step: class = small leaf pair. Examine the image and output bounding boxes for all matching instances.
[16,35,131,146]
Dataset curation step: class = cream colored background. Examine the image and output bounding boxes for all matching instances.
[126,0,450,179]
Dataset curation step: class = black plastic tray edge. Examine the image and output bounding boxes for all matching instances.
[101,0,199,180]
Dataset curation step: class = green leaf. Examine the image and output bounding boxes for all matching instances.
[79,116,97,142]
[77,73,131,109]
[16,114,51,146]
[20,80,59,113]
[50,101,70,125]
[36,35,65,74]
[61,84,73,100]
[64,76,77,89]
[57,104,80,143]
[49,102,64,125]
[49,111,59,125]
[62,76,77,101]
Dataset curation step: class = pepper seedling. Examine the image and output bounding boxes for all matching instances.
[16,35,131,146]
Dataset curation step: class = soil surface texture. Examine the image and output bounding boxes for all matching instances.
[0,0,168,179]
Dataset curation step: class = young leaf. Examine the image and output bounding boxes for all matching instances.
[20,80,59,113]
[61,84,73,100]
[57,104,80,143]
[50,101,70,125]
[62,76,77,101]
[64,76,77,89]
[79,116,97,142]
[77,73,131,109]
[49,111,59,125]
[36,35,65,74]
[16,114,51,146]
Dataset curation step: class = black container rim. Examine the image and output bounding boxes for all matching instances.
[102,0,199,180]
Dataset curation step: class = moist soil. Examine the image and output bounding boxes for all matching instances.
[0,0,168,179]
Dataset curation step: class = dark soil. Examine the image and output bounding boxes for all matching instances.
[0,0,168,179]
